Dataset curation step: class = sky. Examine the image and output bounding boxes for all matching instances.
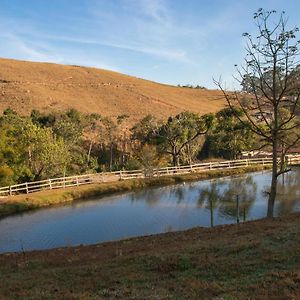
[0,0,299,89]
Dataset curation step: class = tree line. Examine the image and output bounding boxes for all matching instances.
[0,106,256,187]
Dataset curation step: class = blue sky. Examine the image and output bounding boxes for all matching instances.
[0,0,299,88]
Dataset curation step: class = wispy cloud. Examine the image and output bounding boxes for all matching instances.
[0,15,122,71]
[0,31,61,63]
[33,34,187,62]
[0,0,191,66]
[88,0,191,63]
[0,14,61,63]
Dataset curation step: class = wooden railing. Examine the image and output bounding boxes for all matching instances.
[0,156,299,197]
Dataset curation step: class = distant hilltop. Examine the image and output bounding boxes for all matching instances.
[0,58,226,123]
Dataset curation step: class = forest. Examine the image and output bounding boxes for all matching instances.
[0,106,255,187]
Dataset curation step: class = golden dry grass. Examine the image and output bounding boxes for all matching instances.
[0,58,226,123]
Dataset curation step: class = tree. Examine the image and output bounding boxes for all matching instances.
[22,123,71,180]
[82,113,102,166]
[99,115,130,171]
[202,107,255,160]
[156,112,214,166]
[131,114,159,146]
[132,144,165,177]
[0,111,33,183]
[215,9,300,217]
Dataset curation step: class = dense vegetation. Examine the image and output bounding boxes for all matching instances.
[0,107,255,187]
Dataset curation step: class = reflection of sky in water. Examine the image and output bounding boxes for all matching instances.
[0,168,299,253]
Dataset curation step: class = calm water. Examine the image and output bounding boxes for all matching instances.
[0,168,299,253]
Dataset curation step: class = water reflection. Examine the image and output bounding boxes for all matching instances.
[0,168,299,253]
[197,182,222,227]
[197,176,257,227]
[276,171,300,215]
[130,184,198,207]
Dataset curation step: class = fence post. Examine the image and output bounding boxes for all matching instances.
[166,167,169,175]
[236,195,240,224]
[119,171,123,180]
[9,186,12,196]
[76,176,79,186]
[209,162,212,170]
[49,179,52,190]
[246,159,249,167]
[25,183,29,194]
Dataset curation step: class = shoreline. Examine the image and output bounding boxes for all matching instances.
[0,165,270,218]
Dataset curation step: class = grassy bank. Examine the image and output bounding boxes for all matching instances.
[0,165,270,217]
[1,213,300,299]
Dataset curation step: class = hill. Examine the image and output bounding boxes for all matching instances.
[0,58,226,122]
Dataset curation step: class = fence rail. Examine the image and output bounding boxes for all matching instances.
[1,156,299,197]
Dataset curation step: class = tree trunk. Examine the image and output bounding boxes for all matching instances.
[267,139,278,218]
[187,143,192,165]
[121,137,126,167]
[172,153,180,167]
[209,198,214,228]
[110,143,113,171]
[87,140,93,164]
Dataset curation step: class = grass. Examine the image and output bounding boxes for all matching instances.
[0,165,270,217]
[0,57,226,123]
[1,213,300,299]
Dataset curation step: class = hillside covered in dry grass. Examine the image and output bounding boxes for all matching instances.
[0,58,226,122]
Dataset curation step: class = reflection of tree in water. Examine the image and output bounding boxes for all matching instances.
[171,186,185,203]
[129,184,190,207]
[168,183,201,204]
[276,168,300,215]
[219,176,257,220]
[130,182,202,207]
[198,182,224,227]
[198,176,257,226]
[130,188,162,207]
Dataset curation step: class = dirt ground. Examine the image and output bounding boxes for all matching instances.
[0,213,300,299]
[0,57,226,123]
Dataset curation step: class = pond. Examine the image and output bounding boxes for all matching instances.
[0,168,299,253]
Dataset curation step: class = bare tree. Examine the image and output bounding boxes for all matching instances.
[215,9,300,217]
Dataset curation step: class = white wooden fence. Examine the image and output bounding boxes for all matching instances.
[0,156,299,197]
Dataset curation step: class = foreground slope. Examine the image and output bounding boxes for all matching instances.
[0,58,226,122]
[1,213,300,299]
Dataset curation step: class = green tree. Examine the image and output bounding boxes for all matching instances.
[156,112,214,166]
[203,107,254,159]
[22,123,71,180]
